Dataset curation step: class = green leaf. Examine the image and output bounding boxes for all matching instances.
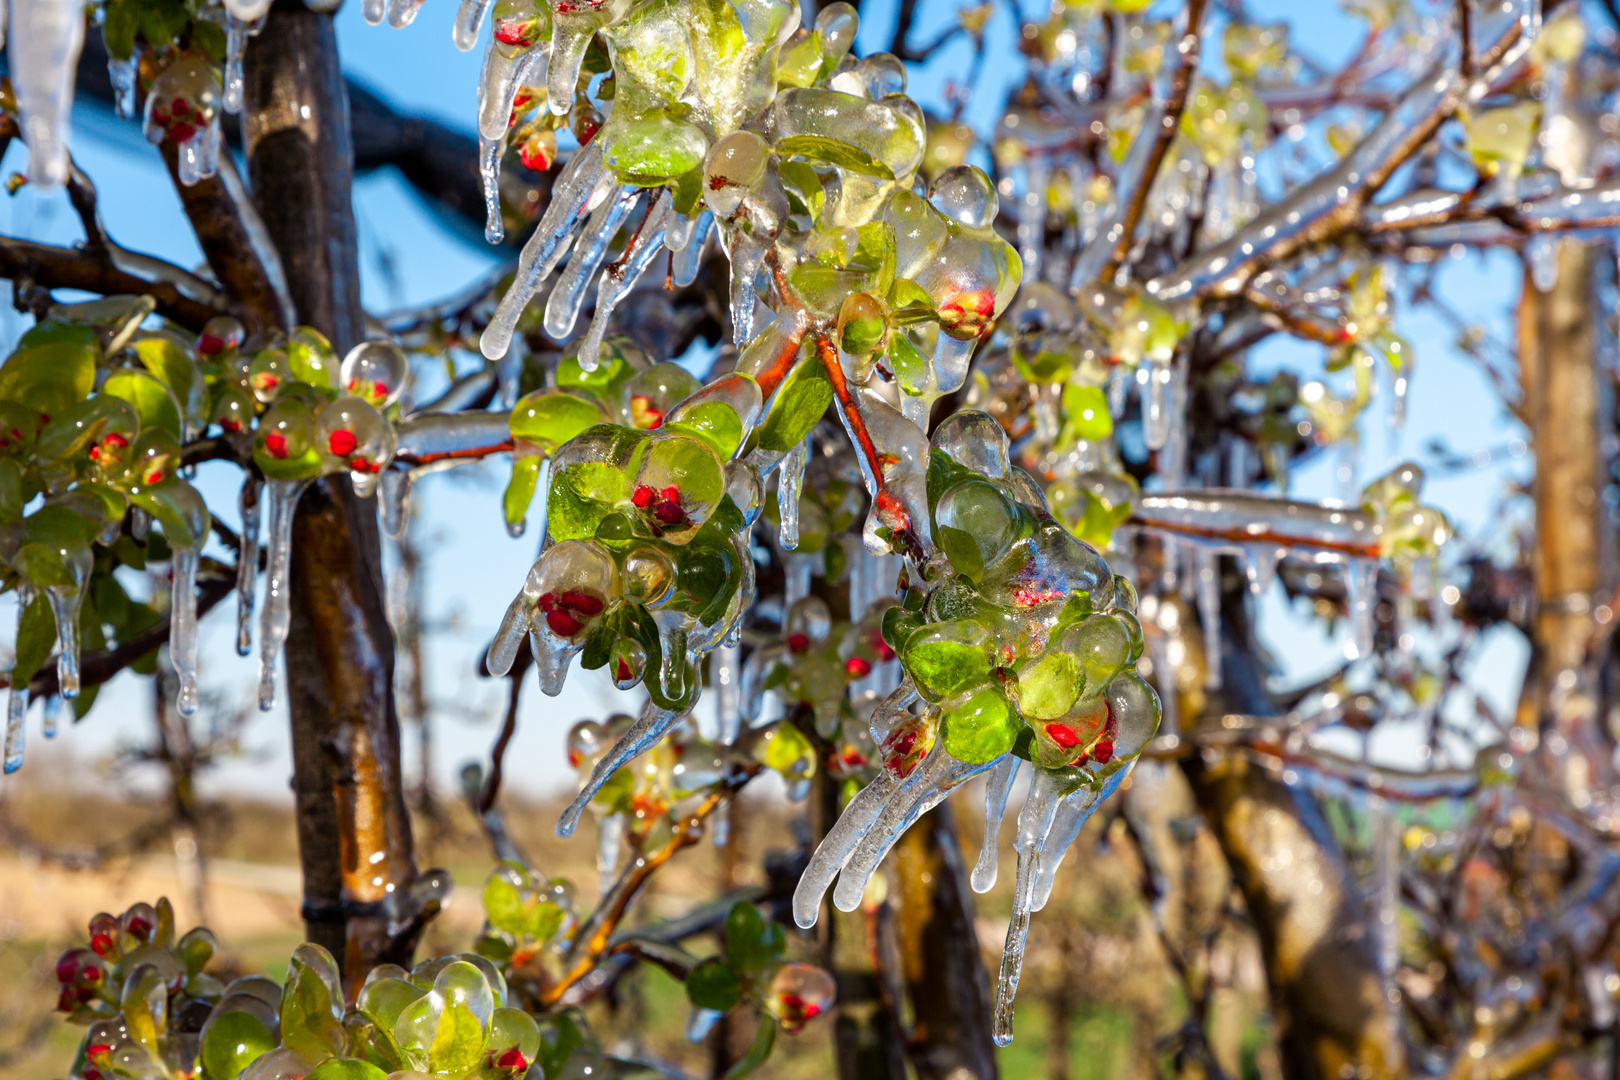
[103,0,138,59]
[200,1009,276,1080]
[775,135,895,180]
[103,370,183,441]
[547,462,632,541]
[427,1000,485,1074]
[664,401,744,460]
[754,358,830,453]
[724,903,784,975]
[906,637,989,700]
[671,168,704,216]
[886,333,930,396]
[724,1016,778,1079]
[942,686,1018,764]
[134,334,206,428]
[776,160,824,220]
[685,958,742,1011]
[305,1059,387,1080]
[190,18,228,61]
[0,340,96,418]
[0,459,23,525]
[10,592,54,694]
[937,524,985,583]
[483,873,528,936]
[511,390,603,451]
[1017,653,1082,720]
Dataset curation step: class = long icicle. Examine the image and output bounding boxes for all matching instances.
[543,184,642,340]
[778,437,807,550]
[574,193,673,371]
[792,769,900,928]
[556,699,683,838]
[4,585,35,773]
[170,545,200,716]
[1031,764,1133,911]
[993,768,1067,1046]
[237,476,261,656]
[257,478,311,711]
[46,579,86,699]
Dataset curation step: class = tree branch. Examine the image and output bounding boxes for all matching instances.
[0,235,222,329]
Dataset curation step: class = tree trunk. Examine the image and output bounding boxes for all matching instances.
[1182,559,1405,1080]
[243,1,436,990]
[892,802,1000,1080]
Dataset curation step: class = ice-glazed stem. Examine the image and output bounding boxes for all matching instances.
[46,582,85,699]
[4,585,35,773]
[452,0,494,50]
[777,438,807,550]
[170,545,200,716]
[832,748,995,913]
[792,768,899,928]
[257,478,311,711]
[223,17,248,113]
[993,768,1068,1046]
[575,194,672,371]
[544,184,641,340]
[1134,491,1382,557]
[1031,764,1133,912]
[972,754,1021,893]
[713,641,743,745]
[10,0,87,188]
[482,140,613,360]
[556,700,684,838]
[672,211,713,288]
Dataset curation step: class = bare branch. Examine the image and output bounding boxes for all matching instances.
[0,235,221,329]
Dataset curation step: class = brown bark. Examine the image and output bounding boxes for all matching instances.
[1517,240,1606,688]
[243,0,434,989]
[892,802,1000,1080]
[1182,561,1404,1080]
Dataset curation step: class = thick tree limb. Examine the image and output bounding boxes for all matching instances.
[0,235,221,328]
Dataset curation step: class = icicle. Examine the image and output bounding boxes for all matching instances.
[792,768,899,925]
[575,195,672,371]
[453,0,494,49]
[831,748,992,913]
[1032,765,1132,912]
[778,439,807,550]
[714,641,742,744]
[482,140,615,361]
[972,754,1020,893]
[1141,356,1173,451]
[236,478,260,655]
[596,812,624,889]
[496,346,523,409]
[556,700,685,838]
[1388,363,1409,452]
[728,236,767,347]
[362,0,385,23]
[176,116,221,186]
[783,554,813,612]
[993,768,1066,1046]
[223,18,247,114]
[108,54,137,118]
[257,478,311,711]
[379,469,413,540]
[46,577,86,700]
[1344,557,1377,659]
[543,185,641,340]
[1242,543,1279,597]
[672,210,713,288]
[170,546,200,716]
[1017,157,1050,282]
[41,693,60,738]
[1527,235,1559,293]
[1195,546,1221,690]
[479,135,507,245]
[546,18,598,116]
[385,0,427,29]
[4,585,35,773]
[11,0,88,188]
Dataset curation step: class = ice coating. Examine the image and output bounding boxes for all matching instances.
[992,767,1068,1046]
[1030,764,1132,912]
[10,0,88,187]
[557,699,682,838]
[170,545,200,715]
[237,476,260,656]
[482,141,615,360]
[777,438,807,550]
[144,58,224,186]
[45,548,91,699]
[108,54,137,118]
[453,0,495,49]
[713,641,743,745]
[1134,491,1383,557]
[574,195,673,372]
[257,478,311,711]
[543,185,641,341]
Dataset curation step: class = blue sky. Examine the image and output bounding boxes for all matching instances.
[0,0,1531,801]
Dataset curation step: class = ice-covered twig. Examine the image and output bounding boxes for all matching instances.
[1132,491,1383,558]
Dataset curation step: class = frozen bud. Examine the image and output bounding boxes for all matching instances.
[929,164,998,230]
[611,639,647,688]
[211,386,253,435]
[196,315,245,358]
[766,963,836,1034]
[622,545,676,606]
[287,327,339,389]
[492,0,551,49]
[566,720,608,768]
[124,429,182,487]
[931,410,1010,478]
[1035,696,1110,768]
[624,362,702,430]
[837,292,889,356]
[248,348,291,402]
[254,397,316,470]
[530,539,618,641]
[88,914,119,958]
[339,341,409,408]
[785,596,832,654]
[143,58,221,147]
[519,128,558,172]
[315,395,397,495]
[120,902,158,944]
[703,131,770,218]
